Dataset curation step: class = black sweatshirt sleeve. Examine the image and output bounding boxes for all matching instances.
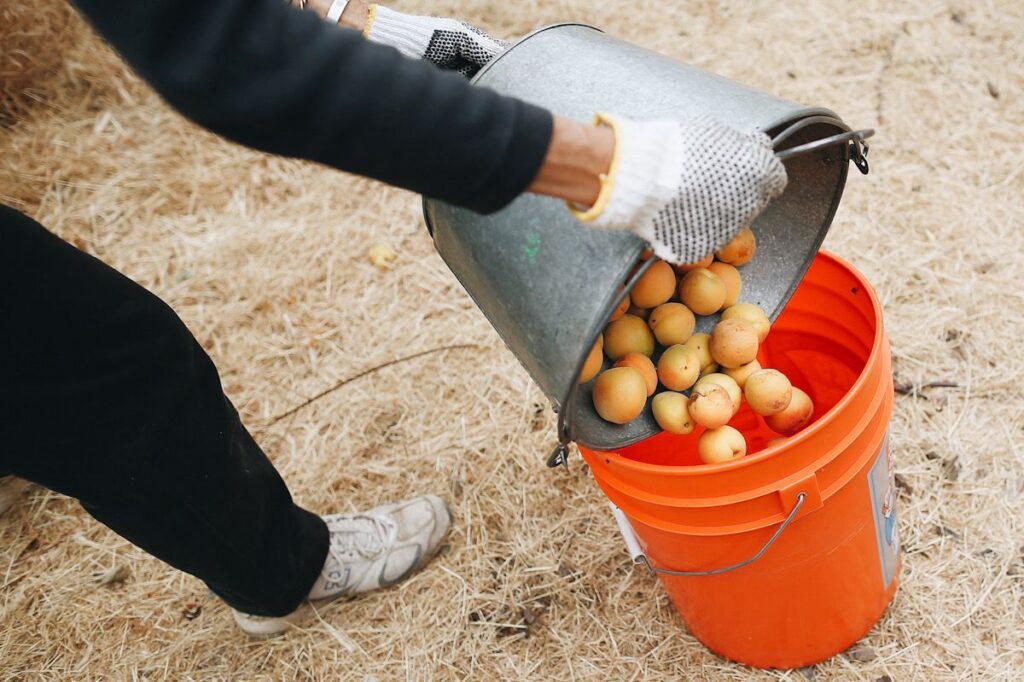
[69,0,553,214]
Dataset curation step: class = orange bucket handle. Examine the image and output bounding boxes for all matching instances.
[611,494,807,577]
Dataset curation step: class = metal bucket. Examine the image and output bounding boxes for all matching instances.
[423,24,872,458]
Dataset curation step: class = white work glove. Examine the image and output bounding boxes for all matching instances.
[364,5,508,78]
[572,114,788,265]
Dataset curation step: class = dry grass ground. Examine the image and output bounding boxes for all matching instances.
[2,0,1023,679]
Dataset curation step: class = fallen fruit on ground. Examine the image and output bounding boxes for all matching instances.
[694,373,742,413]
[604,314,655,360]
[765,387,814,435]
[721,303,771,343]
[710,318,759,368]
[652,392,695,435]
[708,261,742,307]
[678,269,727,315]
[723,359,762,388]
[578,335,604,383]
[699,425,747,464]
[592,367,647,424]
[657,344,701,391]
[688,384,734,429]
[631,259,676,308]
[648,302,695,346]
[716,227,757,266]
[745,369,794,416]
[615,352,658,396]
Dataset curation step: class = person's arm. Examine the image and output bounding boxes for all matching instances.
[70,0,553,214]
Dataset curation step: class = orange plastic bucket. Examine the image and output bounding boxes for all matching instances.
[580,251,899,669]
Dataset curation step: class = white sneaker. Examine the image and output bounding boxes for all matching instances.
[232,494,452,638]
[0,476,26,516]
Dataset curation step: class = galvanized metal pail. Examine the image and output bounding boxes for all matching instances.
[422,24,872,457]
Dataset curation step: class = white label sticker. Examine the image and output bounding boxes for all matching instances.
[867,432,899,587]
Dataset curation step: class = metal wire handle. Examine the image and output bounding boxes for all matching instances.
[612,493,806,577]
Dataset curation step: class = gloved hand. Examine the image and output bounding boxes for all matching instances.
[571,113,788,265]
[364,5,508,78]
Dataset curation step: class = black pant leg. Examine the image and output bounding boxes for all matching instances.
[0,205,328,616]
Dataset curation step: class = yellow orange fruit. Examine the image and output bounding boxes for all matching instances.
[656,344,701,391]
[648,302,695,347]
[710,318,759,368]
[592,367,648,424]
[723,359,762,388]
[694,373,742,413]
[681,332,713,370]
[687,384,734,429]
[721,303,770,343]
[744,369,793,416]
[698,426,747,464]
[674,254,714,273]
[716,227,757,266]
[651,392,695,435]
[609,293,630,322]
[604,314,655,360]
[615,352,658,396]
[708,261,742,307]
[765,387,814,435]
[626,304,651,321]
[578,335,604,384]
[631,260,677,309]
[678,268,727,315]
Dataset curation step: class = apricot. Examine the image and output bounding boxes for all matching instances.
[716,227,757,266]
[626,304,651,321]
[656,344,701,391]
[578,335,604,384]
[687,384,734,430]
[674,253,714,273]
[765,387,814,435]
[592,367,647,424]
[694,373,742,413]
[710,318,759,368]
[609,292,630,322]
[681,332,713,370]
[723,359,761,388]
[651,391,695,435]
[614,352,657,396]
[721,303,770,343]
[604,314,655,360]
[744,369,793,416]
[708,262,742,307]
[648,302,695,347]
[700,362,720,377]
[698,426,747,464]
[631,260,676,309]
[678,269,727,315]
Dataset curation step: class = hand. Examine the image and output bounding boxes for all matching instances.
[531,115,787,265]
[363,5,508,78]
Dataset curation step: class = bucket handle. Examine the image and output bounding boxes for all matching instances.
[610,493,806,577]
[772,121,874,175]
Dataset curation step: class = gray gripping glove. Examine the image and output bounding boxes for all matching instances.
[573,113,788,265]
[365,5,508,78]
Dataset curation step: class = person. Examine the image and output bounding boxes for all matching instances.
[0,0,787,638]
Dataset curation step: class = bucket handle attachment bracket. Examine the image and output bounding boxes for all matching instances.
[611,493,806,577]
[774,126,874,176]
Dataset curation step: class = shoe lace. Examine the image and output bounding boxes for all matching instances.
[324,514,395,562]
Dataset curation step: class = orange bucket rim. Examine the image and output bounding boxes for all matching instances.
[581,250,884,478]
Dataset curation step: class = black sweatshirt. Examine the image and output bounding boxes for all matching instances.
[70,0,554,214]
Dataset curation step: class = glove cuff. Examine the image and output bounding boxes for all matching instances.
[364,6,434,59]
[570,114,683,230]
